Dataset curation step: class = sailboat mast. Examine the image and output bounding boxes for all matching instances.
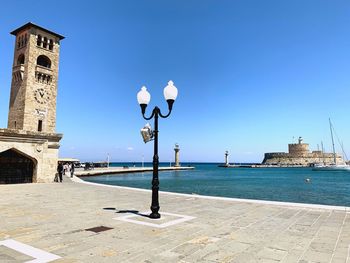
[321,141,325,164]
[329,118,336,164]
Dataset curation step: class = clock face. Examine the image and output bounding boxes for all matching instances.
[34,88,49,104]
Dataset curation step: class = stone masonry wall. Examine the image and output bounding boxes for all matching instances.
[263,152,345,166]
[288,143,309,155]
[0,129,61,182]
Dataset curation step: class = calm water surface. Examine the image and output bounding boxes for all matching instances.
[82,163,350,206]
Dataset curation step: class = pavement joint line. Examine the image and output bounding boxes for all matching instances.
[114,211,196,228]
[310,213,322,228]
[330,212,348,263]
[279,209,307,262]
[296,211,332,262]
[347,244,350,263]
[0,239,61,263]
[72,175,350,211]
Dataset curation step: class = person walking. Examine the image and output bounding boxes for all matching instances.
[57,163,64,183]
[70,163,75,178]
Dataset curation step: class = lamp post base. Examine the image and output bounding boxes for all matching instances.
[149,212,161,219]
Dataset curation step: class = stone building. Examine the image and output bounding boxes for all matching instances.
[0,23,64,183]
[262,137,345,166]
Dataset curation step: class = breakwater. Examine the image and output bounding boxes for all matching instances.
[76,166,195,177]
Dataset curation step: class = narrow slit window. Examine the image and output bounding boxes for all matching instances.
[37,35,42,46]
[43,37,48,48]
[38,120,43,132]
[49,39,53,50]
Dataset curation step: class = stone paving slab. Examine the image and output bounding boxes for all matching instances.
[0,178,350,262]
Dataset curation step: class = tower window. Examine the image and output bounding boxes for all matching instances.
[43,37,48,48]
[38,120,43,132]
[49,39,54,51]
[37,35,42,46]
[17,54,25,65]
[37,55,51,68]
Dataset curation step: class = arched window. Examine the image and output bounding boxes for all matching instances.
[43,37,48,48]
[37,55,51,68]
[49,39,53,51]
[17,54,25,65]
[37,35,42,46]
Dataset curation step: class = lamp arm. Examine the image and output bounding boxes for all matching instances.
[159,99,174,118]
[142,107,157,120]
[159,108,172,118]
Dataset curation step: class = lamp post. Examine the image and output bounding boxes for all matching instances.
[137,80,178,219]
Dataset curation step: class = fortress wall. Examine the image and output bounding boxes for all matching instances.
[262,152,345,166]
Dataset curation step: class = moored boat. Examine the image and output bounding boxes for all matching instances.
[312,119,350,172]
[312,164,350,171]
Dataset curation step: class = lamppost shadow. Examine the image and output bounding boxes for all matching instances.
[103,208,150,218]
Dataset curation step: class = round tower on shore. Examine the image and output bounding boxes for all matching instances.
[174,143,180,167]
[288,136,309,156]
[225,151,229,166]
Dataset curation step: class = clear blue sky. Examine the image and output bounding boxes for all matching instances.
[0,0,349,163]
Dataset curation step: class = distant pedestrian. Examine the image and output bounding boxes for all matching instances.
[71,163,75,178]
[57,163,64,183]
[63,163,67,175]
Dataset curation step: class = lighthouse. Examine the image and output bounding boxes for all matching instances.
[174,143,180,167]
[225,151,229,166]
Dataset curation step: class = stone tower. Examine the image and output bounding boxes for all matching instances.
[7,22,64,133]
[288,136,309,156]
[224,151,229,166]
[174,143,180,167]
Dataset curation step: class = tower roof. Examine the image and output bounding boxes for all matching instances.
[10,22,65,40]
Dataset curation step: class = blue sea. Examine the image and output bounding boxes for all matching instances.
[82,163,350,207]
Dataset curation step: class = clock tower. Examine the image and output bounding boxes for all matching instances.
[8,22,64,133]
[0,23,64,183]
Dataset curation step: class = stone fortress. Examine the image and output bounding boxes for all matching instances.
[0,23,64,183]
[262,137,345,166]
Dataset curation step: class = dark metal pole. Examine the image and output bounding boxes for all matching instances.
[150,107,160,218]
[140,101,173,219]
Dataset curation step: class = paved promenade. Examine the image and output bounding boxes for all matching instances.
[0,176,349,262]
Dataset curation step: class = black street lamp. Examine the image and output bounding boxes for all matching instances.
[137,81,178,219]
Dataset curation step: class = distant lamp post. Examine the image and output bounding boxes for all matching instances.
[137,80,178,219]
